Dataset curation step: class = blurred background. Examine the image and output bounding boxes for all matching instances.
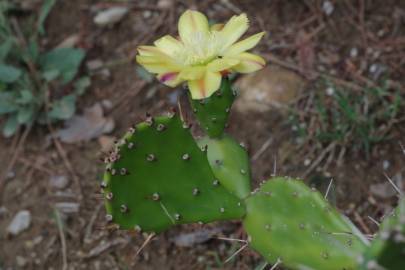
[0,0,404,269]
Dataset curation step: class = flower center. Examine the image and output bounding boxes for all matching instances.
[175,31,223,66]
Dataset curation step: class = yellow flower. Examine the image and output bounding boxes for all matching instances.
[136,10,266,99]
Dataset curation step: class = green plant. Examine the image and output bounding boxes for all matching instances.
[0,0,89,137]
[289,79,404,158]
[101,9,404,270]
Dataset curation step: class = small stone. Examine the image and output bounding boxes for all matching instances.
[7,210,31,236]
[235,66,305,113]
[325,87,334,96]
[350,47,359,58]
[86,59,104,71]
[49,175,70,189]
[322,1,334,16]
[54,202,80,214]
[16,256,27,267]
[94,7,129,26]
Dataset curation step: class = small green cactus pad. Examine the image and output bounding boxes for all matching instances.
[102,113,245,233]
[189,77,235,138]
[361,197,405,270]
[198,135,251,199]
[243,177,368,270]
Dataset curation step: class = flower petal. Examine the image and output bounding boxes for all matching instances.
[219,13,249,52]
[178,10,209,42]
[224,32,265,56]
[179,66,205,80]
[154,35,183,57]
[207,58,239,72]
[188,71,222,99]
[210,23,224,31]
[137,46,167,57]
[157,72,184,87]
[136,55,182,74]
[229,52,266,73]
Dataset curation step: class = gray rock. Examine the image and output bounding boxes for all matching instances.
[49,175,69,189]
[94,7,128,26]
[7,210,31,236]
[54,202,80,214]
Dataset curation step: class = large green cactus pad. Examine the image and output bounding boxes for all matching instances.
[102,113,245,233]
[361,197,405,270]
[189,78,235,138]
[243,177,368,270]
[198,135,251,199]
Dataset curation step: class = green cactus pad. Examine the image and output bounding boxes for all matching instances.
[243,177,368,270]
[189,77,235,138]
[361,197,405,270]
[102,113,245,233]
[198,135,251,199]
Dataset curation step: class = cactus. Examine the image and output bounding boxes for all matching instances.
[102,112,245,233]
[189,78,235,138]
[100,9,401,270]
[360,197,405,270]
[198,135,251,199]
[243,178,368,270]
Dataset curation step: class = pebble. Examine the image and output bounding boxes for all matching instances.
[55,202,80,214]
[94,7,129,26]
[16,255,27,267]
[49,175,69,189]
[7,210,31,236]
[322,1,334,16]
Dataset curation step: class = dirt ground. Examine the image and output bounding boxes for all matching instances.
[1,0,404,269]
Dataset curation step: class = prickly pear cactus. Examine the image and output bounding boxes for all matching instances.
[102,112,245,233]
[243,177,368,270]
[198,135,251,199]
[189,78,235,138]
[361,197,405,270]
